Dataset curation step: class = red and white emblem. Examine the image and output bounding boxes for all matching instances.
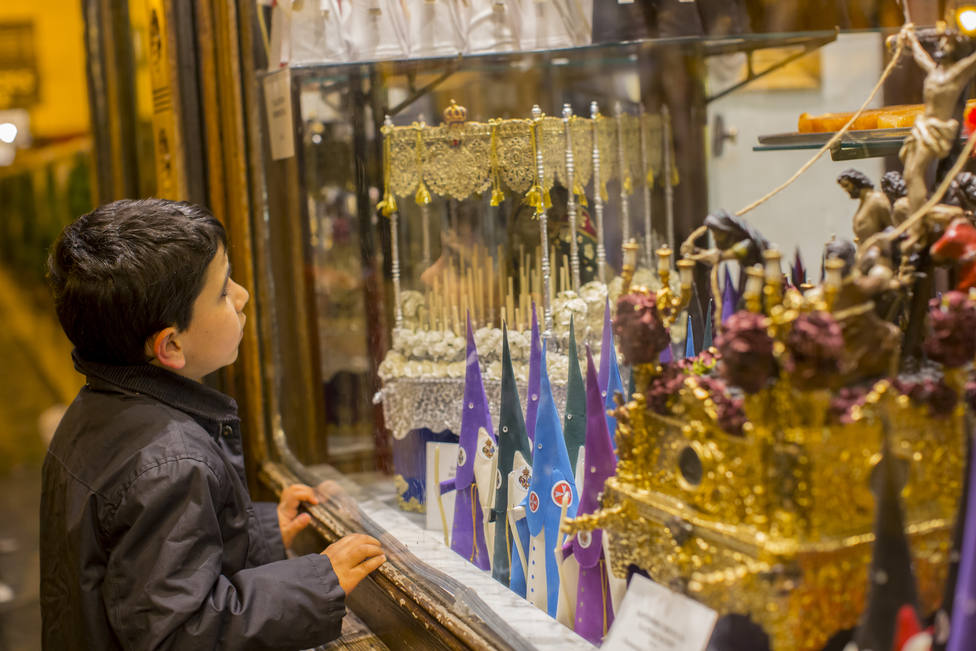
[577,530,592,548]
[551,480,573,507]
[529,491,540,513]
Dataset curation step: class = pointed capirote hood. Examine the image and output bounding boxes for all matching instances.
[703,298,714,349]
[563,317,586,474]
[524,341,578,537]
[598,299,623,446]
[526,303,542,445]
[721,265,738,325]
[853,435,920,651]
[792,246,806,288]
[455,313,495,489]
[491,323,533,586]
[947,422,976,651]
[572,346,616,568]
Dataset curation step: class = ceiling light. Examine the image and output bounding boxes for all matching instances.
[0,123,17,144]
[957,7,976,34]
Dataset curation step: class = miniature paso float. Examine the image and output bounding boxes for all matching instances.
[566,20,976,651]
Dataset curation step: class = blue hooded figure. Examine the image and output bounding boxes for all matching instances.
[525,304,542,445]
[511,342,579,616]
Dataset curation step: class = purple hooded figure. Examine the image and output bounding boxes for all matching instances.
[525,304,542,445]
[439,314,496,570]
[556,346,620,644]
[721,265,738,325]
[792,246,806,288]
[599,299,623,451]
[660,340,674,364]
[947,434,976,651]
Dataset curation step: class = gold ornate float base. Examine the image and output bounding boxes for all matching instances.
[568,376,965,651]
[597,481,953,651]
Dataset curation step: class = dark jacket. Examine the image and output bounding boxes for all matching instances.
[40,354,345,650]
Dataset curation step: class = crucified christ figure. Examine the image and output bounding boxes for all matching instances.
[899,25,976,213]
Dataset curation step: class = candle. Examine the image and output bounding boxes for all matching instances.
[656,247,672,276]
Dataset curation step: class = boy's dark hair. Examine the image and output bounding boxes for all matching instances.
[47,198,227,364]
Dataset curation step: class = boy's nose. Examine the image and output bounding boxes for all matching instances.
[234,282,250,310]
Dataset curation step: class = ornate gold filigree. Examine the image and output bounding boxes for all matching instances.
[595,115,618,198]
[566,375,964,651]
[620,113,641,195]
[641,112,663,187]
[379,108,667,206]
[389,126,420,198]
[495,119,535,196]
[422,122,492,200]
[570,116,594,193]
[538,116,565,191]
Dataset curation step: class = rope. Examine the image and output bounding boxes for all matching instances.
[734,26,910,218]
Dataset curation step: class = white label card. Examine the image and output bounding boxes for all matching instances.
[263,68,295,161]
[602,574,718,651]
[425,442,458,532]
[617,0,635,4]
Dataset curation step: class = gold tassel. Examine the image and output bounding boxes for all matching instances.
[415,181,431,205]
[377,193,397,217]
[490,186,505,206]
[599,182,608,202]
[672,164,680,186]
[378,125,397,217]
[524,184,543,211]
[646,169,655,187]
[489,121,506,208]
[623,175,633,195]
[573,182,588,207]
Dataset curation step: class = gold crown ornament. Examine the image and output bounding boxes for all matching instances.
[443,99,467,126]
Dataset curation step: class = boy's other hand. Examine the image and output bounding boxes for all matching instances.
[322,534,386,594]
[277,484,319,550]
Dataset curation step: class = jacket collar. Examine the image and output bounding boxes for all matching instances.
[73,350,239,427]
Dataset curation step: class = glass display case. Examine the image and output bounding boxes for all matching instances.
[253,13,941,651]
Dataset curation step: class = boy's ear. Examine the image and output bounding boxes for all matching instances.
[147,327,186,370]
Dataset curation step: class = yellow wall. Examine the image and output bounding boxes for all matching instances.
[0,0,89,137]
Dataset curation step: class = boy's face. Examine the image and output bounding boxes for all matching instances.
[172,245,249,382]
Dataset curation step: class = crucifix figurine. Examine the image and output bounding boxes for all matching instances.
[897,24,976,213]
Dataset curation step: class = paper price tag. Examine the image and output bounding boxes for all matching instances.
[617,0,635,4]
[263,68,295,161]
[602,574,718,651]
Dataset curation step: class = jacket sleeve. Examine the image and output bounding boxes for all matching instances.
[101,457,345,651]
[252,501,287,563]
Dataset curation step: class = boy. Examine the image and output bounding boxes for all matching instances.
[40,199,386,649]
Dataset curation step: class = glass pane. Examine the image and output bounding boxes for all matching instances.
[252,4,962,649]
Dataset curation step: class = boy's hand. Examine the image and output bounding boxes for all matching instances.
[277,484,319,551]
[322,534,386,594]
